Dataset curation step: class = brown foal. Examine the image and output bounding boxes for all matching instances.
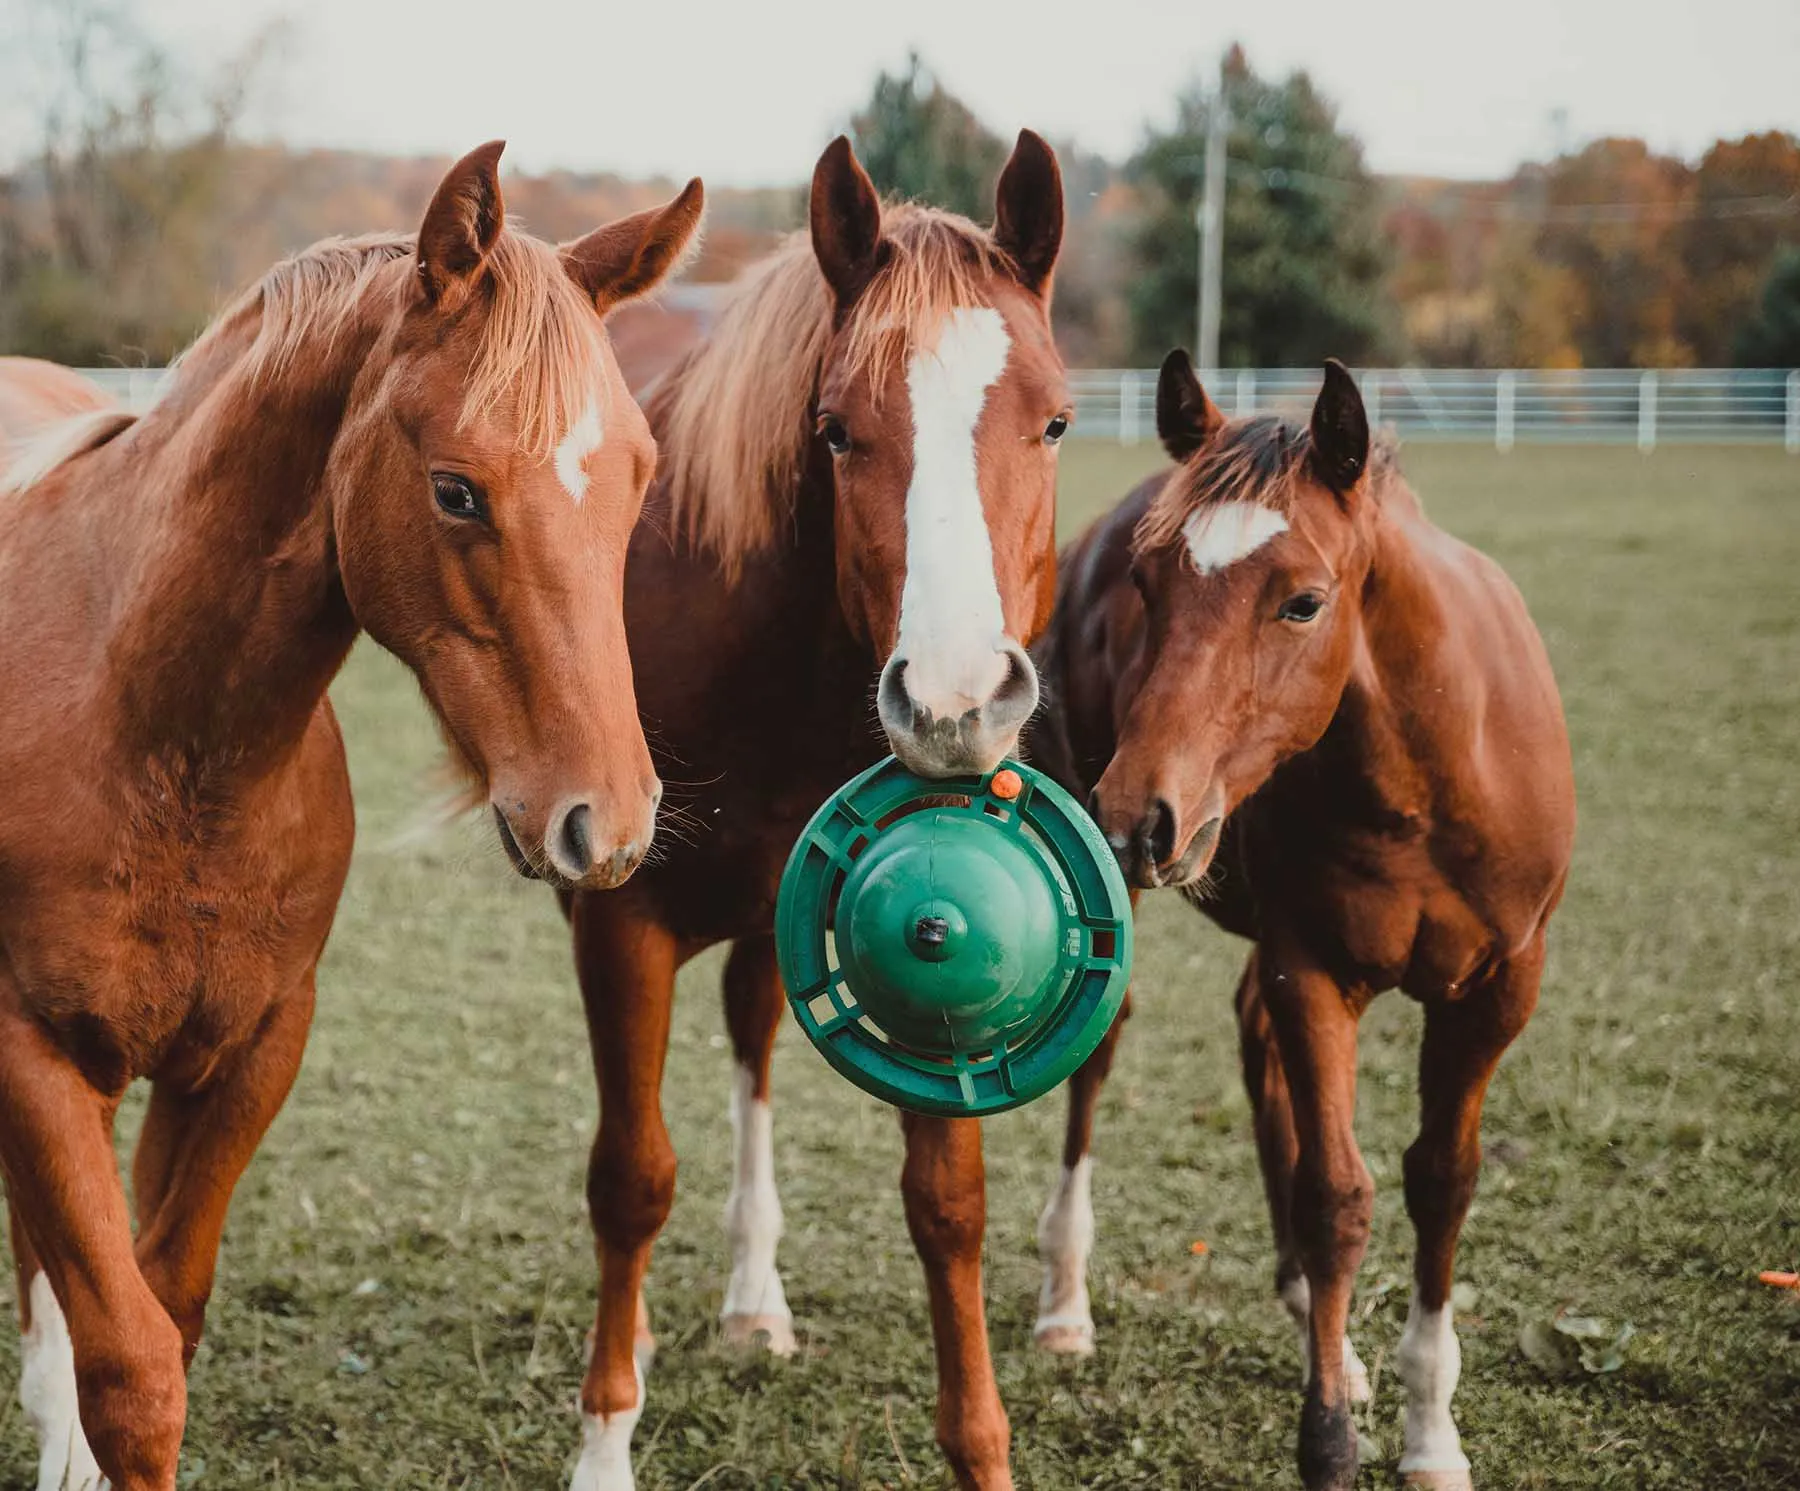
[0,144,702,1490]
[1028,353,1576,1489]
[563,133,1068,1490]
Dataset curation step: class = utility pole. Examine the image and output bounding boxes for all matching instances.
[1195,54,1228,375]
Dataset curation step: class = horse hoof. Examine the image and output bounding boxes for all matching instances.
[1400,1472,1473,1490]
[1033,1322,1096,1356]
[720,1312,798,1356]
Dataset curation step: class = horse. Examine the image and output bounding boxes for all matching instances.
[0,359,115,466]
[561,132,1067,1490]
[0,142,703,1491]
[1026,351,1575,1489]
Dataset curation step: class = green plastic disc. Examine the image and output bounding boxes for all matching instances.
[774,756,1133,1117]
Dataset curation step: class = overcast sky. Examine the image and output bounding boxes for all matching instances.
[23,0,1800,184]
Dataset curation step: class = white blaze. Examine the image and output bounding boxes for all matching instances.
[895,306,1012,717]
[19,1273,105,1491]
[1034,1158,1096,1349]
[568,1357,644,1491]
[720,1064,795,1352]
[1182,500,1288,573]
[555,400,605,504]
[1397,1297,1469,1476]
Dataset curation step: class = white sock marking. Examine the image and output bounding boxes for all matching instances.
[568,1356,644,1491]
[1397,1297,1469,1474]
[1280,1273,1372,1402]
[554,400,605,504]
[720,1065,793,1348]
[894,306,1013,719]
[1182,499,1289,573]
[19,1273,107,1491]
[1034,1158,1096,1342]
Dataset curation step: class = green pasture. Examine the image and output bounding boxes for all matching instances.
[3,444,1797,1488]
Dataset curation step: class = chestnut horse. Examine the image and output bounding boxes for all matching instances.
[1028,353,1575,1490]
[0,144,702,1490]
[563,133,1066,1489]
[0,360,115,466]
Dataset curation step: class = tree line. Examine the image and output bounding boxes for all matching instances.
[2,12,1796,370]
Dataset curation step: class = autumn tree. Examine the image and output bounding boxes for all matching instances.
[1125,45,1395,367]
[1676,132,1800,364]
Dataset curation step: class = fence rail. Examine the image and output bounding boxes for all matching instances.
[77,365,1800,451]
[1068,367,1800,452]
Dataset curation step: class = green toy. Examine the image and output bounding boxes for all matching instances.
[774,756,1133,1117]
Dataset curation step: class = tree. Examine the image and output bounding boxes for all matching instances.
[0,0,282,363]
[1125,45,1395,367]
[847,54,1007,221]
[1677,132,1800,364]
[1734,248,1800,366]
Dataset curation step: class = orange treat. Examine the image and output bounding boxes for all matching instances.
[991,768,1023,800]
[1759,1270,1799,1289]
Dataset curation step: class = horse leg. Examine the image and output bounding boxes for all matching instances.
[1257,953,1370,1491]
[900,1113,1011,1491]
[130,982,316,1363]
[717,932,796,1353]
[570,894,681,1491]
[10,1188,107,1491]
[1397,940,1543,1491]
[0,1013,185,1489]
[1235,949,1370,1404]
[1032,988,1131,1356]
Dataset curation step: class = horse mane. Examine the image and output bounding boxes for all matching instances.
[1,408,138,495]
[191,225,611,462]
[654,203,1016,577]
[1134,413,1401,558]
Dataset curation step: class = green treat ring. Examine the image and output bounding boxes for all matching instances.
[774,756,1133,1117]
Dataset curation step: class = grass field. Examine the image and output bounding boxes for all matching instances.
[3,443,1798,1489]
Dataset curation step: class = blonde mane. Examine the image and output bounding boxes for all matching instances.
[655,204,1014,576]
[1134,414,1399,558]
[1,408,138,496]
[193,226,610,462]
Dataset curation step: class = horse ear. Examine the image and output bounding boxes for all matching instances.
[417,140,506,307]
[1309,359,1370,495]
[561,178,706,315]
[810,136,885,311]
[993,129,1063,296]
[1156,348,1223,461]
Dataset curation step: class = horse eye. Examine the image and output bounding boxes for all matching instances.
[431,473,487,522]
[1044,413,1071,445]
[819,415,851,456]
[1278,592,1325,623]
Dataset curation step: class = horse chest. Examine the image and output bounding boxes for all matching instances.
[3,738,352,1087]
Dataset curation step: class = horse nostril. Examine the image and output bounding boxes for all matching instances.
[877,656,916,729]
[558,802,595,876]
[985,644,1039,726]
[1086,787,1104,822]
[1142,798,1178,868]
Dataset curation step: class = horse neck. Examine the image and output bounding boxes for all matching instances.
[95,288,390,773]
[1327,496,1447,782]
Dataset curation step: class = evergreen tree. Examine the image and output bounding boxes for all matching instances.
[1126,45,1395,367]
[1734,248,1800,366]
[848,54,1007,221]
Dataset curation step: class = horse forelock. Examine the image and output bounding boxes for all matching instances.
[190,226,610,462]
[656,203,1019,579]
[1134,416,1399,561]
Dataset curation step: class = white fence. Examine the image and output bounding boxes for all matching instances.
[77,365,1800,452]
[1070,367,1800,452]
